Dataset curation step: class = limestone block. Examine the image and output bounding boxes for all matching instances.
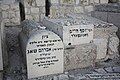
[31,14,40,22]
[51,0,59,4]
[2,11,9,19]
[10,18,20,25]
[80,0,89,5]
[2,0,15,4]
[50,6,59,18]
[39,7,45,14]
[25,8,31,14]
[90,0,94,4]
[94,0,100,4]
[85,5,94,13]
[60,0,75,4]
[40,13,45,21]
[10,3,19,11]
[74,6,84,13]
[64,43,97,71]
[26,15,33,20]
[36,0,45,6]
[100,0,108,4]
[31,7,39,14]
[108,35,119,59]
[93,38,108,60]
[15,11,20,18]
[75,0,80,5]
[9,11,16,18]
[1,4,9,10]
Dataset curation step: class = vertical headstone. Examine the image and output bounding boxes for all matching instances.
[19,20,64,79]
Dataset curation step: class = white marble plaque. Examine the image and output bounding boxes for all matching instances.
[26,30,64,79]
[63,24,94,46]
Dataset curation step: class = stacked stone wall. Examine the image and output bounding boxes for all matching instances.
[0,1,20,26]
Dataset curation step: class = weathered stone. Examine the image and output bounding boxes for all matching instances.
[91,11,108,22]
[51,0,59,4]
[75,0,80,5]
[26,15,33,20]
[36,0,45,6]
[80,0,89,5]
[2,11,9,19]
[94,0,100,4]
[85,5,94,13]
[64,43,97,71]
[25,8,31,14]
[58,74,69,80]
[60,0,75,4]
[9,11,16,18]
[50,6,59,18]
[65,13,119,61]
[93,38,108,60]
[31,7,39,14]
[107,34,119,59]
[1,4,9,10]
[10,3,19,11]
[100,0,108,4]
[2,0,15,4]
[74,6,84,13]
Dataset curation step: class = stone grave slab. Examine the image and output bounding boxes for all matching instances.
[65,13,119,60]
[42,18,94,47]
[19,20,64,79]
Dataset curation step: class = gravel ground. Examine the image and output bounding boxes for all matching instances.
[3,26,120,80]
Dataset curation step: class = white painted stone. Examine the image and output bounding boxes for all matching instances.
[31,7,39,14]
[100,0,108,4]
[93,38,107,60]
[43,19,94,47]
[19,20,64,79]
[74,6,84,13]
[36,0,45,6]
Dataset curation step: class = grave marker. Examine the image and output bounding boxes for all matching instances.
[19,20,64,79]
